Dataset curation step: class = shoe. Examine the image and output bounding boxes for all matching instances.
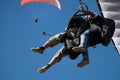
[37,64,51,73]
[72,47,86,53]
[77,58,89,67]
[31,47,44,54]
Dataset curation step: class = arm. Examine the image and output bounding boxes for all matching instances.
[82,10,95,17]
[79,6,95,18]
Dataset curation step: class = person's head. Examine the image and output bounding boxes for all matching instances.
[35,18,39,23]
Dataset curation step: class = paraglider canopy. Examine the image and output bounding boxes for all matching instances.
[21,0,61,10]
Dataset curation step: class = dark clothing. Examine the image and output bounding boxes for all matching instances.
[88,15,115,46]
[66,16,85,30]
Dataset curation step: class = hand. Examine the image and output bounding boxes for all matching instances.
[79,6,84,12]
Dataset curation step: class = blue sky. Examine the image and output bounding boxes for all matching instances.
[0,0,120,80]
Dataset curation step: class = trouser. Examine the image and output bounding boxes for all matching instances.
[79,29,90,60]
[48,32,66,47]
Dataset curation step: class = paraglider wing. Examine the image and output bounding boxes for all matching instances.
[96,0,120,55]
[21,0,61,10]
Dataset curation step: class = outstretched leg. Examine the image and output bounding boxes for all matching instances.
[37,46,67,73]
[31,32,66,54]
[31,40,54,54]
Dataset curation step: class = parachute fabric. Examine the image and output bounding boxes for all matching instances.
[21,0,61,10]
[96,0,120,55]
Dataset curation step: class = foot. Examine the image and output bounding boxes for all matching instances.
[72,47,86,53]
[77,58,89,67]
[31,47,45,54]
[37,64,51,73]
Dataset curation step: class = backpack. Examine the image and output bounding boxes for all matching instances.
[89,16,115,46]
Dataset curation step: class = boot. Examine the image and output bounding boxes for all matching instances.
[37,64,51,73]
[31,46,45,54]
[77,58,89,67]
[72,47,86,53]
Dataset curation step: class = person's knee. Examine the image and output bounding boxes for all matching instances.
[69,56,77,60]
